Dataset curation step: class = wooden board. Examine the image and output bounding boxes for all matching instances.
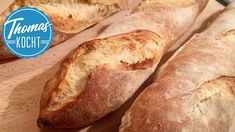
[0,1,226,132]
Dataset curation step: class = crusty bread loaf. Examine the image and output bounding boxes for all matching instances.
[0,0,126,59]
[37,0,208,128]
[38,30,164,128]
[120,3,235,132]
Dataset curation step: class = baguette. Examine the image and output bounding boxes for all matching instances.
[37,0,208,128]
[0,0,127,59]
[120,3,235,132]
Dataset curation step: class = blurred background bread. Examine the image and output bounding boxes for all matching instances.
[0,0,131,59]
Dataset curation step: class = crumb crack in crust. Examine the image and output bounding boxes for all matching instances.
[46,30,164,111]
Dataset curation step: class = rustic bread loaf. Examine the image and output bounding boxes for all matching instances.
[38,30,165,128]
[0,0,126,59]
[37,0,208,128]
[120,3,235,132]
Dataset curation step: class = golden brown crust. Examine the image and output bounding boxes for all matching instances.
[0,0,123,59]
[38,30,164,128]
[121,5,235,132]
